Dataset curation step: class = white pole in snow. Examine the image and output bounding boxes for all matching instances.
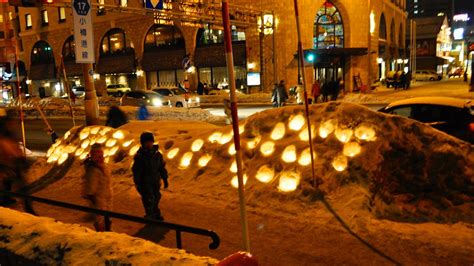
[221,0,251,252]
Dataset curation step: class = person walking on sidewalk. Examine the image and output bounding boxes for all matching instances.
[312,80,321,104]
[82,143,113,231]
[132,132,169,221]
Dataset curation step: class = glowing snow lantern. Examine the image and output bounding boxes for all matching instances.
[49,152,60,162]
[298,148,316,166]
[289,114,305,131]
[355,125,376,141]
[57,153,69,165]
[46,147,54,157]
[230,160,237,173]
[208,132,222,143]
[90,126,100,135]
[246,136,261,149]
[180,152,193,168]
[260,141,275,156]
[106,138,117,148]
[335,127,353,143]
[299,126,315,141]
[255,165,275,183]
[231,174,248,188]
[63,131,71,140]
[278,171,300,192]
[271,122,286,140]
[97,136,107,144]
[81,139,90,149]
[109,146,119,156]
[46,156,55,163]
[113,130,125,140]
[79,130,89,140]
[129,144,140,156]
[319,120,335,138]
[167,148,179,159]
[122,139,133,148]
[75,148,84,157]
[99,127,111,135]
[198,154,212,167]
[104,157,110,163]
[228,143,236,155]
[218,132,233,145]
[343,142,361,157]
[79,152,88,160]
[282,145,297,163]
[191,139,204,152]
[332,155,348,172]
[65,144,77,154]
[239,124,245,134]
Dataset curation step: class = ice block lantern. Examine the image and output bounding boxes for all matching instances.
[260,141,275,156]
[180,152,193,168]
[332,155,348,171]
[255,165,275,183]
[231,174,248,188]
[289,114,305,131]
[271,122,286,140]
[282,145,297,163]
[355,124,376,141]
[335,127,353,143]
[167,147,179,159]
[191,139,204,152]
[343,142,361,157]
[198,154,212,167]
[278,171,300,192]
[319,120,335,138]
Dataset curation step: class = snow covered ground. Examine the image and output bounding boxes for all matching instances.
[6,102,474,265]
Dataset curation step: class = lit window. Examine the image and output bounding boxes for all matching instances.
[25,14,32,29]
[0,15,3,23]
[98,0,105,15]
[58,7,66,22]
[8,12,13,21]
[41,10,49,25]
[120,0,127,7]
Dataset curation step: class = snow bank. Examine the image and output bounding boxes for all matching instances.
[0,207,218,265]
[198,93,271,104]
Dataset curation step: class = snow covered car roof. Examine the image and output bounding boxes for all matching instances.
[384,97,472,110]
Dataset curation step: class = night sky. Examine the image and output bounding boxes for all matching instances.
[454,0,474,17]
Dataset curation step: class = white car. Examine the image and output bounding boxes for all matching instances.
[413,70,439,81]
[153,87,200,108]
[107,84,132,97]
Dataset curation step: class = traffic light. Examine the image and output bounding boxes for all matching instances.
[304,50,316,63]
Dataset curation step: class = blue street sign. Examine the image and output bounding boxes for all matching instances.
[145,0,163,10]
[73,0,90,16]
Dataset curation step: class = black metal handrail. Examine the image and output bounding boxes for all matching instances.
[2,190,220,250]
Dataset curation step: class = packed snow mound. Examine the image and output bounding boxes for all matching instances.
[0,208,218,265]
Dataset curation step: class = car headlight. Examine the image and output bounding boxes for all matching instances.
[196,97,200,103]
[152,98,162,107]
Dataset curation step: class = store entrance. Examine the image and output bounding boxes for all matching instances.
[314,66,344,83]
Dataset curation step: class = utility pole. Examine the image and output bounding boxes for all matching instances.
[367,0,371,89]
[82,63,98,125]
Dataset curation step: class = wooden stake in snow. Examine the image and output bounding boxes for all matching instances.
[14,45,27,156]
[221,0,251,252]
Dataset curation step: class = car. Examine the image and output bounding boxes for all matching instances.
[120,91,169,107]
[107,84,131,97]
[427,70,443,81]
[72,86,85,97]
[448,68,463,78]
[379,97,474,143]
[152,87,200,108]
[413,70,439,81]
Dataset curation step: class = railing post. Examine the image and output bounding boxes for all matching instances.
[176,230,182,249]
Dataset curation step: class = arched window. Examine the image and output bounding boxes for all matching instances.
[390,19,395,44]
[196,24,245,46]
[62,36,75,61]
[399,23,404,47]
[379,14,387,40]
[100,28,131,55]
[144,25,185,51]
[313,1,344,49]
[31,41,54,65]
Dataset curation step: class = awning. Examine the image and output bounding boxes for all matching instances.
[142,49,186,71]
[29,63,56,80]
[416,56,449,70]
[194,41,246,67]
[96,53,136,75]
[63,60,83,77]
[302,47,368,57]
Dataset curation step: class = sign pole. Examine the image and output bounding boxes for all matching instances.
[221,0,251,252]
[60,55,76,126]
[14,45,26,155]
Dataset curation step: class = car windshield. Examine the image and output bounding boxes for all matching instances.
[170,88,184,95]
[145,92,162,99]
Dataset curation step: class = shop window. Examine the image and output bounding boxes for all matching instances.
[0,15,3,23]
[101,28,131,55]
[31,41,54,65]
[25,14,32,29]
[379,14,387,41]
[196,24,245,46]
[199,66,246,89]
[62,36,75,60]
[120,0,127,7]
[58,7,66,22]
[313,1,344,49]
[41,10,49,26]
[390,19,395,44]
[97,0,105,15]
[144,25,185,51]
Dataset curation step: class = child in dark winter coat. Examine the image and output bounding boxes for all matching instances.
[132,132,169,220]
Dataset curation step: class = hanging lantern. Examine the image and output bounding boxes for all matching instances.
[319,120,335,138]
[355,125,376,141]
[106,138,117,148]
[191,139,204,152]
[246,135,261,149]
[129,144,140,156]
[298,148,316,166]
[228,143,236,155]
[343,142,361,157]
[208,132,222,143]
[289,114,305,131]
[255,165,275,183]
[198,154,212,167]
[335,127,353,143]
[260,141,275,156]
[281,145,297,163]
[332,155,348,172]
[167,147,179,159]
[218,132,233,145]
[180,152,193,168]
[113,130,125,140]
[271,122,286,140]
[278,171,301,192]
[231,174,248,188]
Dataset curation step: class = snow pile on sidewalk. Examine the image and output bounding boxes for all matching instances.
[0,207,218,265]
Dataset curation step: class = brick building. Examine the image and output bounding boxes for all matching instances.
[12,0,407,97]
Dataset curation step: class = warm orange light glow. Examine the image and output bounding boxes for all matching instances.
[65,144,77,154]
[335,127,353,143]
[246,135,261,149]
[231,174,248,188]
[106,138,117,148]
[79,152,88,160]
[46,147,54,157]
[271,122,286,140]
[278,171,300,192]
[230,160,237,173]
[239,124,245,134]
[260,141,275,156]
[97,136,107,144]
[75,148,84,157]
[332,155,348,171]
[198,154,212,167]
[289,114,305,131]
[81,140,90,149]
[191,139,204,152]
[167,148,179,159]
[282,145,297,163]
[355,125,376,141]
[129,144,140,156]
[228,143,236,155]
[99,127,111,135]
[63,131,71,139]
[79,130,89,140]
[91,126,100,135]
[298,148,316,166]
[319,120,335,138]
[57,153,69,165]
[180,152,193,168]
[343,142,361,157]
[208,132,222,143]
[122,139,133,148]
[109,146,119,156]
[219,132,233,144]
[299,125,315,141]
[113,130,125,140]
[255,165,275,183]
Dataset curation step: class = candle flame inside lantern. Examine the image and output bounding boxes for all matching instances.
[81,140,90,149]
[355,125,376,141]
[129,144,140,156]
[113,130,125,140]
[255,165,275,183]
[122,139,133,148]
[219,132,233,145]
[106,138,117,148]
[58,153,69,165]
[231,174,248,188]
[282,145,297,163]
[230,160,237,173]
[79,130,89,140]
[298,148,316,166]
[332,155,348,172]
[319,120,335,138]
[208,132,222,143]
[91,126,100,135]
[260,141,275,156]
[271,122,286,140]
[97,136,107,144]
[228,143,236,155]
[198,154,212,167]
[343,142,361,157]
[289,114,305,131]
[167,147,179,159]
[246,135,261,149]
[335,127,353,143]
[299,126,315,141]
[180,152,193,168]
[99,127,111,135]
[191,139,204,152]
[278,171,300,192]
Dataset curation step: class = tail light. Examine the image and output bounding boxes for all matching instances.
[469,122,474,132]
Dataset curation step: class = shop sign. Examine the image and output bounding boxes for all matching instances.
[72,0,95,63]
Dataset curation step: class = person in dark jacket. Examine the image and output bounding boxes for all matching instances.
[321,81,329,102]
[105,105,128,128]
[132,132,169,220]
[197,81,205,95]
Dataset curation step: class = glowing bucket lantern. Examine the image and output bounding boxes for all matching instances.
[75,148,84,157]
[106,138,117,148]
[278,171,300,192]
[198,154,212,167]
[271,122,286,140]
[57,153,68,165]
[79,130,89,140]
[167,148,179,159]
[298,148,316,166]
[231,174,248,188]
[97,136,107,144]
[289,114,305,131]
[246,136,261,149]
[191,139,204,152]
[91,126,100,135]
[255,165,275,183]
[208,132,222,143]
[180,152,193,168]
[343,142,361,157]
[282,145,297,163]
[113,130,125,140]
[219,132,233,145]
[230,160,237,173]
[99,127,111,135]
[129,144,140,156]
[260,141,275,156]
[299,126,315,141]
[81,140,90,149]
[355,125,376,141]
[335,127,353,143]
[228,143,236,155]
[319,120,335,138]
[332,155,348,172]
[122,139,133,148]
